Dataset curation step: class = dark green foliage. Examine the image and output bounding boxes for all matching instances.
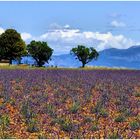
[0,29,26,64]
[91,101,102,114]
[27,118,39,133]
[108,132,122,139]
[70,45,99,67]
[50,117,63,126]
[53,117,74,132]
[130,121,140,130]
[70,101,80,114]
[0,114,10,129]
[114,115,125,122]
[83,116,93,123]
[90,124,99,131]
[99,108,109,118]
[0,114,10,138]
[60,119,73,132]
[27,40,53,67]
[123,108,133,117]
[45,103,56,117]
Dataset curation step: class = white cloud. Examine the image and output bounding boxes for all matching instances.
[110,20,126,28]
[0,27,4,34]
[64,24,70,29]
[21,32,32,41]
[35,26,137,54]
[5,24,137,55]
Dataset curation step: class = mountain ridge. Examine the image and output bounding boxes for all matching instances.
[19,45,140,69]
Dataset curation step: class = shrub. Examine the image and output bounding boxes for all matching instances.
[27,118,39,133]
[130,121,140,130]
[99,109,108,118]
[90,124,99,131]
[70,101,80,114]
[91,101,102,114]
[0,114,10,138]
[123,108,133,117]
[59,118,73,132]
[83,116,93,123]
[45,103,56,117]
[50,117,64,126]
[0,114,10,129]
[114,115,125,122]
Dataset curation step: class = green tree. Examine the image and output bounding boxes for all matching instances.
[0,29,26,64]
[70,45,99,67]
[27,40,53,67]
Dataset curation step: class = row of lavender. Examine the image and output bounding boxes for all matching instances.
[0,69,140,138]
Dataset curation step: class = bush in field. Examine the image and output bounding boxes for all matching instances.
[130,121,139,130]
[114,115,125,122]
[70,101,80,114]
[45,103,56,117]
[0,114,10,138]
[91,101,102,114]
[99,108,109,118]
[27,118,39,133]
[59,118,73,132]
[90,124,99,131]
[27,40,53,67]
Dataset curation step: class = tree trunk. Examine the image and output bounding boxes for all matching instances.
[82,62,85,68]
[37,61,42,67]
[17,58,21,65]
[9,59,12,65]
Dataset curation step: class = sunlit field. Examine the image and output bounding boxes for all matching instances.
[0,68,140,139]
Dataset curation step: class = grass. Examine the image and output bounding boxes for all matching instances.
[0,65,138,71]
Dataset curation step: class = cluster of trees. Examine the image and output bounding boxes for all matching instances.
[0,29,99,67]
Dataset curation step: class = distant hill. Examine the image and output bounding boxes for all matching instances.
[19,45,140,69]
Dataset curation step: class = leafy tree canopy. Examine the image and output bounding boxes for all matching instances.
[27,40,53,67]
[71,45,99,67]
[0,29,26,64]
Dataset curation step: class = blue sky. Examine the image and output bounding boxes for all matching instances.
[0,1,140,55]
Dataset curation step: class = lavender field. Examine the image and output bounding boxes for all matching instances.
[0,69,140,139]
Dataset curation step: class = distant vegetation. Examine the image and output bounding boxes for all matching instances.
[27,40,53,67]
[70,45,99,67]
[0,29,26,64]
[0,28,99,67]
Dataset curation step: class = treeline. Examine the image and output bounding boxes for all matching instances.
[0,29,99,67]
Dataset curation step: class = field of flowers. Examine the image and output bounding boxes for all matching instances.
[0,69,140,139]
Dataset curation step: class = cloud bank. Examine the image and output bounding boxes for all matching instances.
[0,24,139,55]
